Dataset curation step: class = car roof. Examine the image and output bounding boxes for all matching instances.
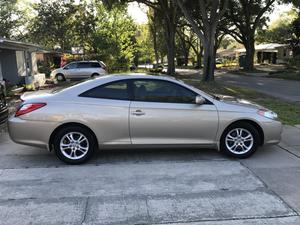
[69,60,100,63]
[99,74,177,81]
[56,74,213,101]
[55,74,177,94]
[90,74,185,85]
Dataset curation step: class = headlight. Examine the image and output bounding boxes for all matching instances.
[50,70,56,77]
[258,109,278,120]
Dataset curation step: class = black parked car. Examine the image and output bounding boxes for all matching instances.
[0,81,8,125]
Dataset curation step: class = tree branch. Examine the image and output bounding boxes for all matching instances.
[175,0,205,42]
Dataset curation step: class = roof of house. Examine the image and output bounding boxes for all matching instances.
[0,38,41,51]
[236,43,290,53]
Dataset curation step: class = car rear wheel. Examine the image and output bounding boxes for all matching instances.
[56,74,65,82]
[220,122,260,158]
[91,73,99,77]
[53,126,96,164]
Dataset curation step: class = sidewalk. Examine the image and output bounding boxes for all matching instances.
[279,125,300,158]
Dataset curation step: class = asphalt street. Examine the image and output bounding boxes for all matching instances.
[0,125,300,225]
[175,69,300,102]
[215,73,300,102]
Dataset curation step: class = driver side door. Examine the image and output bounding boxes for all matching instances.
[129,79,219,145]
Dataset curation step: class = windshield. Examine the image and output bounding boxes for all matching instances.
[178,80,214,99]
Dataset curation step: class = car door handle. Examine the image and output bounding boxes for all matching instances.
[132,110,145,116]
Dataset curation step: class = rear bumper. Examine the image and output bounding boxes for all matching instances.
[261,120,283,145]
[8,116,58,149]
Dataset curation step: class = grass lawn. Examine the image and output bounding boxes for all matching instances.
[268,72,300,81]
[183,79,300,125]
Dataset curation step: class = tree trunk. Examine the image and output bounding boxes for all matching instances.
[160,53,164,64]
[162,11,176,75]
[153,39,160,64]
[184,50,189,66]
[196,53,201,68]
[151,23,160,64]
[177,29,190,66]
[165,22,176,75]
[244,37,255,71]
[196,44,203,68]
[202,35,216,81]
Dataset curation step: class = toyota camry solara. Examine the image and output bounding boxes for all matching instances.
[8,75,282,164]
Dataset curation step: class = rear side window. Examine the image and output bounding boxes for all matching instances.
[91,62,101,68]
[79,80,129,100]
[77,62,91,68]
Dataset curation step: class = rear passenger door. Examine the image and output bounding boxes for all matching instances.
[77,62,92,78]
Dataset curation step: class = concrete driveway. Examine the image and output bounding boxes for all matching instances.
[0,125,300,225]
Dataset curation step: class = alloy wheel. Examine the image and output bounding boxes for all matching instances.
[225,128,254,155]
[59,132,89,160]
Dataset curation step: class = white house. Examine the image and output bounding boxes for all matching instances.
[236,43,293,64]
[0,38,46,87]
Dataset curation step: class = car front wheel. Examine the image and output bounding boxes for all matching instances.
[53,126,96,164]
[220,122,260,158]
[56,74,65,82]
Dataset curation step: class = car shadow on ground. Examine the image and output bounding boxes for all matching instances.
[0,132,230,168]
[1,131,286,169]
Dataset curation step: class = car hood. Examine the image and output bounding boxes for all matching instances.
[51,68,63,75]
[53,68,63,72]
[215,95,265,110]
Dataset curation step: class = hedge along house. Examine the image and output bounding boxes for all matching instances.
[0,38,46,88]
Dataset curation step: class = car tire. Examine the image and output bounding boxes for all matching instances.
[56,74,65,82]
[220,122,260,159]
[53,126,96,164]
[91,73,99,77]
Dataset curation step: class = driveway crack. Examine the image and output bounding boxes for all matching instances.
[80,196,89,225]
[239,161,299,217]
[277,144,300,159]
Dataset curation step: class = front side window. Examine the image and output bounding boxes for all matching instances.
[133,79,197,103]
[79,80,129,100]
[64,63,77,70]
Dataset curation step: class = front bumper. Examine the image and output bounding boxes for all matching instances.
[261,120,283,145]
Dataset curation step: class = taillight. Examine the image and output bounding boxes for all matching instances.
[15,103,46,117]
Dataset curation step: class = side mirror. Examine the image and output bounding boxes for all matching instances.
[195,95,206,105]
[63,67,68,70]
